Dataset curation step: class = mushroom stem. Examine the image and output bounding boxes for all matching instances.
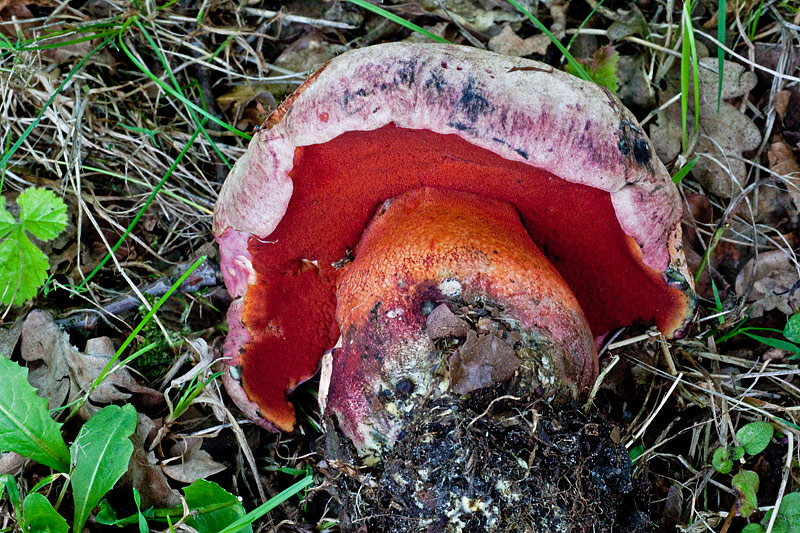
[326,187,598,458]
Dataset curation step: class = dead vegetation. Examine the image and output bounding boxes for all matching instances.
[1,0,800,531]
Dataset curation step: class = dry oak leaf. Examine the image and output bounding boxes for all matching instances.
[650,58,761,198]
[20,310,156,418]
[163,437,226,484]
[450,331,521,395]
[121,413,181,509]
[735,250,800,318]
[488,24,549,57]
[767,139,800,212]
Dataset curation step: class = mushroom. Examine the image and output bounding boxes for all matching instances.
[214,43,696,445]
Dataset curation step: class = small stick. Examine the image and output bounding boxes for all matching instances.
[243,7,359,30]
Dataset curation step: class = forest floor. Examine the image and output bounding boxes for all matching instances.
[1,0,799,531]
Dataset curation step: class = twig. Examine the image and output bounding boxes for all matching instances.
[242,7,359,30]
[57,260,220,331]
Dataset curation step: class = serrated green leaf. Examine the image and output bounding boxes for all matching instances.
[17,188,68,242]
[0,227,50,305]
[181,480,251,533]
[733,470,760,517]
[23,493,69,533]
[71,404,137,533]
[712,447,732,474]
[741,524,766,533]
[0,357,69,472]
[737,422,774,456]
[0,197,15,239]
[784,314,800,344]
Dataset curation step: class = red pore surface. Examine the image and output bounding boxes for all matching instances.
[240,124,687,430]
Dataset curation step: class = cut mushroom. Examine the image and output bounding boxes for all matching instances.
[213,42,696,435]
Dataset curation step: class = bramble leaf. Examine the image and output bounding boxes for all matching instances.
[17,188,68,241]
[733,470,760,517]
[736,422,774,456]
[0,357,70,472]
[785,314,800,344]
[762,492,800,533]
[71,404,137,533]
[712,447,732,474]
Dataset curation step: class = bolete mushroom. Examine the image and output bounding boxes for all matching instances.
[214,43,695,444]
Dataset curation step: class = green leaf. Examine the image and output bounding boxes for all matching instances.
[0,188,67,305]
[71,404,137,533]
[17,188,68,241]
[566,46,620,92]
[0,227,50,305]
[712,447,732,474]
[181,480,251,533]
[742,332,800,355]
[0,474,22,527]
[133,488,148,533]
[629,444,644,463]
[741,524,766,533]
[762,492,800,533]
[736,422,774,456]
[672,156,699,185]
[784,314,800,344]
[0,357,70,472]
[732,445,746,461]
[23,493,69,533]
[733,470,760,517]
[0,197,15,239]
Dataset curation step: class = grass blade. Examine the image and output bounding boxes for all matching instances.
[346,0,450,44]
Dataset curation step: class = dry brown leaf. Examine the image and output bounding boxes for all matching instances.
[163,438,226,484]
[774,90,792,121]
[0,319,23,359]
[20,310,156,418]
[268,33,346,99]
[415,0,522,32]
[121,413,181,509]
[767,140,800,209]
[450,331,520,395]
[651,58,761,198]
[488,25,549,57]
[735,250,800,317]
[426,304,470,339]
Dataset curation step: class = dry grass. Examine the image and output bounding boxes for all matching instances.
[1,0,799,531]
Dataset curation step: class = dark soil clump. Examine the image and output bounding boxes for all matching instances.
[324,392,651,532]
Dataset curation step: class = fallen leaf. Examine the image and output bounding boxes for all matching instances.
[20,310,157,418]
[0,319,23,359]
[450,331,520,395]
[651,58,762,198]
[163,437,226,484]
[767,139,800,211]
[268,33,346,99]
[426,304,470,339]
[735,250,800,317]
[121,413,181,509]
[488,24,549,57]
[415,0,522,32]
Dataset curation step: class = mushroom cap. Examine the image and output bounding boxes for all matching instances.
[214,43,696,432]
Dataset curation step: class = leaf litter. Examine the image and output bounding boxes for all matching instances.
[1,0,800,530]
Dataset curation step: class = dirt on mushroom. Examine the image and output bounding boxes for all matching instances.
[322,299,649,533]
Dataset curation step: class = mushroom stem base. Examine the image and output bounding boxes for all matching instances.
[325,187,598,458]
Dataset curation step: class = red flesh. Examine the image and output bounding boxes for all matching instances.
[241,124,686,430]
